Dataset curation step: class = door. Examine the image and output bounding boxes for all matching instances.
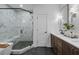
[36,14,49,47]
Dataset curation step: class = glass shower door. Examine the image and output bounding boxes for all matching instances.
[0,8,33,49]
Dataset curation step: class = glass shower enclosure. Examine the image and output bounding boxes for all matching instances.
[0,8,33,50]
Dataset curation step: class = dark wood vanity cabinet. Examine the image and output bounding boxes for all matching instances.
[62,41,74,55]
[51,34,79,55]
[51,34,62,54]
[62,41,79,55]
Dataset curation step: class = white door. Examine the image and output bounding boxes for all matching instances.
[37,14,49,47]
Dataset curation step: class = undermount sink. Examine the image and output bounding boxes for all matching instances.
[71,39,79,42]
[62,33,79,39]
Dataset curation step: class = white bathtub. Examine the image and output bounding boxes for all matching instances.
[11,45,33,54]
[0,42,13,55]
[0,35,33,55]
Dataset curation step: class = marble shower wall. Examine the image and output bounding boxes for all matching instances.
[0,9,33,42]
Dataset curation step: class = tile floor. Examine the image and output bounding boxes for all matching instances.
[12,47,55,55]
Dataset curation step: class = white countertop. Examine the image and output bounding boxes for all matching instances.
[51,31,79,48]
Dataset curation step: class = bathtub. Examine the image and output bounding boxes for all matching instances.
[0,35,33,55]
[0,35,19,55]
[7,35,33,54]
[0,42,13,55]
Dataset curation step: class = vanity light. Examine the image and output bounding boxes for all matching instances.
[56,13,62,22]
[56,13,63,32]
[57,13,62,19]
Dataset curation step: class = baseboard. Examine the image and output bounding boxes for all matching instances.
[32,45,51,48]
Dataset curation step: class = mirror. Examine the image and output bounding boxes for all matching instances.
[58,4,69,34]
[69,4,79,38]
[61,4,69,24]
[59,4,78,38]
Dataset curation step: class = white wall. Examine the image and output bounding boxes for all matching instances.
[0,4,9,8]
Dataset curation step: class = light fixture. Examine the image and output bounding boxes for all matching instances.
[56,13,62,22]
[20,4,23,8]
[70,8,77,14]
[70,4,78,24]
[70,4,78,13]
[57,13,62,19]
[22,20,26,23]
[55,13,63,32]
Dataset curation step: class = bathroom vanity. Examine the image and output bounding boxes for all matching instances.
[51,32,79,55]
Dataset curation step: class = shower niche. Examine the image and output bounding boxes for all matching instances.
[0,8,33,50]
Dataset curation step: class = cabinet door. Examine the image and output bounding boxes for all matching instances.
[72,48,79,55]
[51,34,63,55]
[62,41,74,55]
[54,36,62,55]
[51,34,55,47]
[51,34,57,54]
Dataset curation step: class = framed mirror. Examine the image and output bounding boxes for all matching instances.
[58,4,69,33]
[59,4,79,38]
[69,4,79,37]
